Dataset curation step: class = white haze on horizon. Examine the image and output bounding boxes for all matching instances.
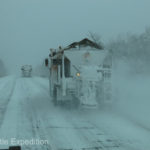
[0,0,150,74]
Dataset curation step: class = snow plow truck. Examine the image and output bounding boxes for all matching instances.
[45,38,112,108]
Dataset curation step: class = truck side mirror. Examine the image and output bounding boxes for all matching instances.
[45,58,49,66]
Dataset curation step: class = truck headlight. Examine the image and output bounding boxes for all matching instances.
[76,72,80,77]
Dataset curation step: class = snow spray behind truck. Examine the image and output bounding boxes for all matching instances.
[46,38,112,108]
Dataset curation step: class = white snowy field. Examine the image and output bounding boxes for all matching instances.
[0,76,150,150]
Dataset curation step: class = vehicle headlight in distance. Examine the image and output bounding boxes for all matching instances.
[76,72,80,77]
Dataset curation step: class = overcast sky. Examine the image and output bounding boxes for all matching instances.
[0,0,150,73]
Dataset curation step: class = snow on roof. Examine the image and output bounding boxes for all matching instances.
[64,38,103,50]
[50,38,104,58]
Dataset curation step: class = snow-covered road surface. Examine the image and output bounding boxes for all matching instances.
[0,76,16,126]
[0,76,150,150]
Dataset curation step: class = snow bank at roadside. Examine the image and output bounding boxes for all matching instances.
[112,69,150,131]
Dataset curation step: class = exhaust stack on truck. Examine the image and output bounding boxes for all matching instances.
[46,38,112,108]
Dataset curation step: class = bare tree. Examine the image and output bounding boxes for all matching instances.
[107,27,150,74]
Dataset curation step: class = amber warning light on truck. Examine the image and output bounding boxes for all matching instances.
[76,72,80,77]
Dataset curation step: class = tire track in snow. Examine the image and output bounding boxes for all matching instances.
[23,78,124,150]
[0,77,148,150]
[25,78,122,150]
[0,78,25,149]
[17,78,53,150]
[59,110,121,150]
[22,78,93,150]
[0,76,16,128]
[77,111,146,150]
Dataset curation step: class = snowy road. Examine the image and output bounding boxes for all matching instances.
[0,76,150,150]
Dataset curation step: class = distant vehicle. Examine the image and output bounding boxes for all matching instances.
[21,65,32,77]
[46,38,112,108]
